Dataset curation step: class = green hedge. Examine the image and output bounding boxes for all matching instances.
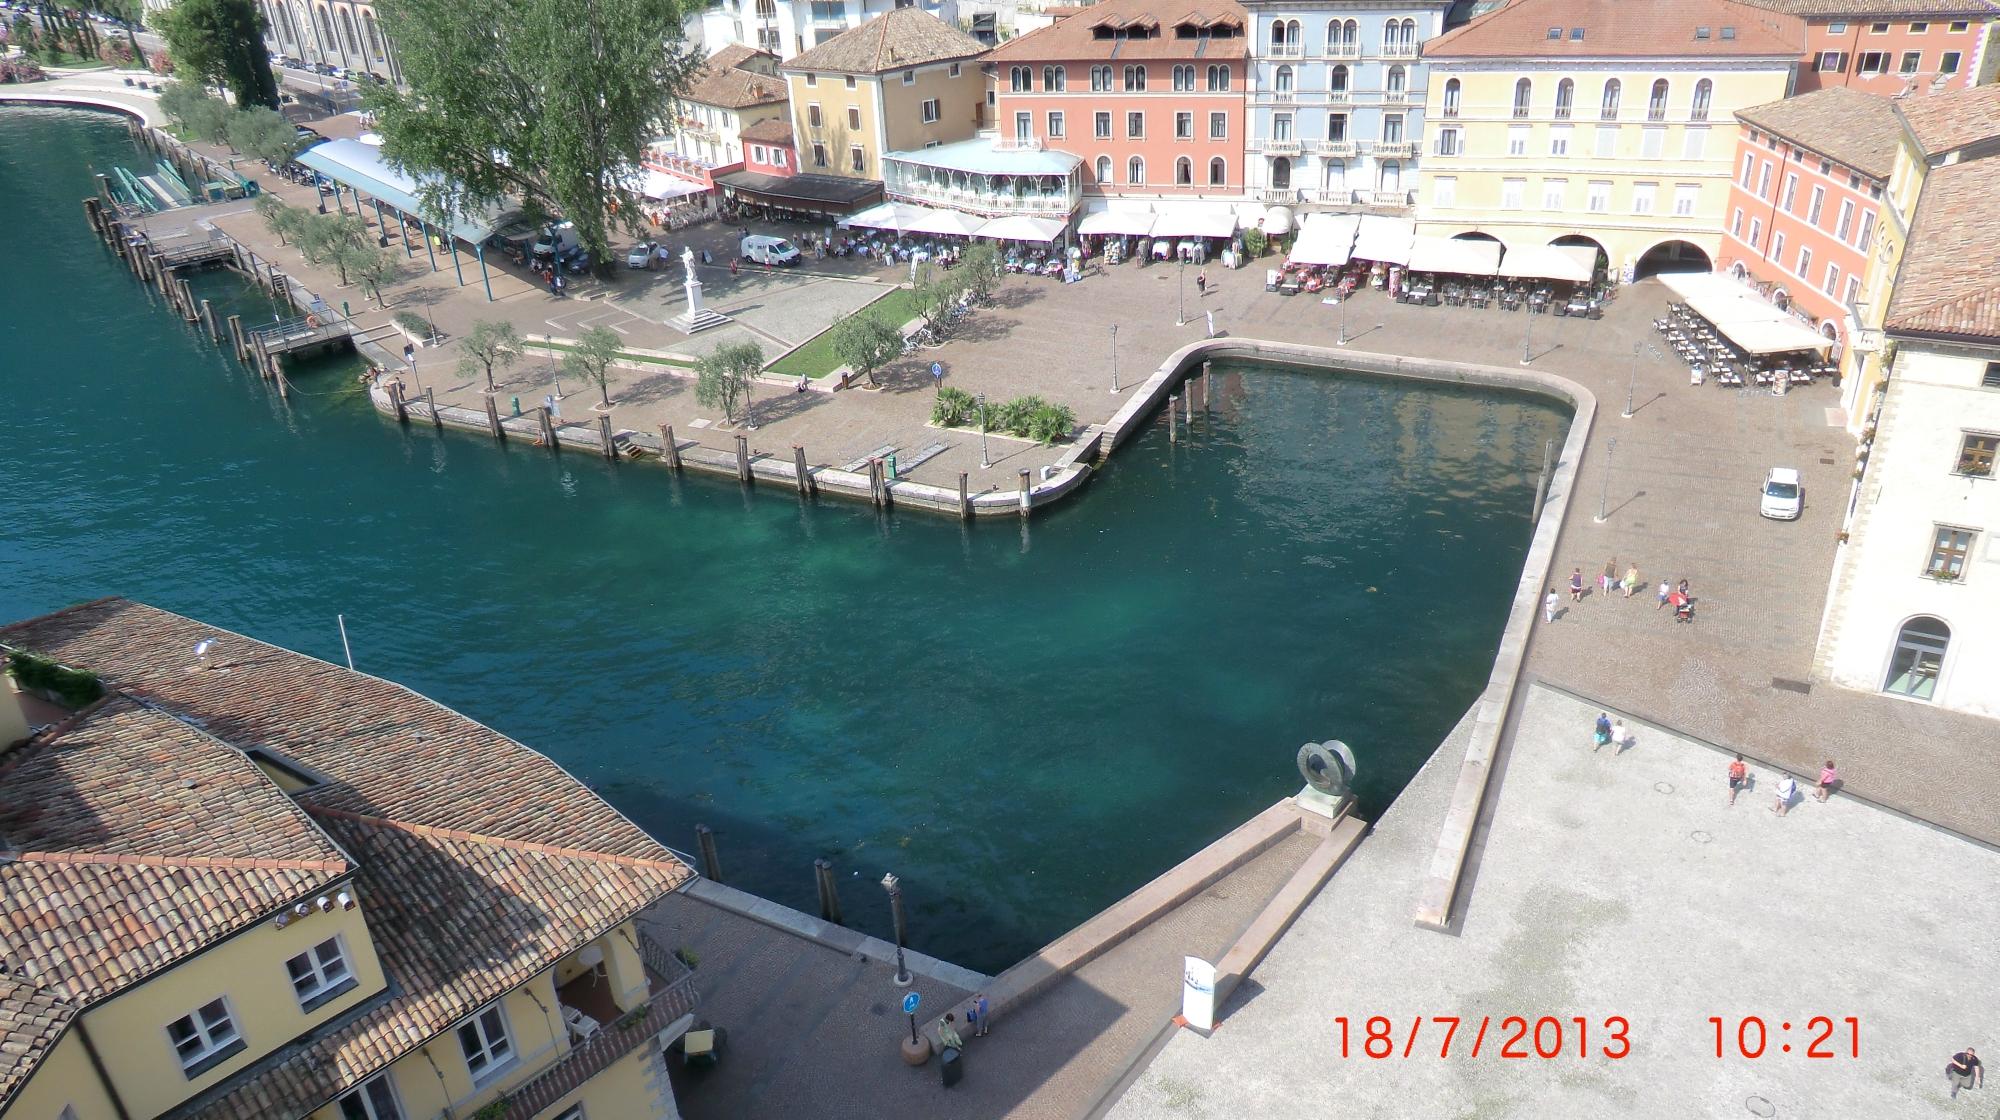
[6,652,104,708]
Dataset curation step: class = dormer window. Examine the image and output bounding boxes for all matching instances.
[1720,26,1736,39]
[1695,26,1710,39]
[1547,26,1561,39]
[1569,27,1584,41]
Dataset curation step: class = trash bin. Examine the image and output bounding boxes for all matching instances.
[511,396,522,416]
[939,1046,962,1088]
[885,453,898,480]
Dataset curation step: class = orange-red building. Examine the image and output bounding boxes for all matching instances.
[984,0,1250,200]
[1738,0,1999,95]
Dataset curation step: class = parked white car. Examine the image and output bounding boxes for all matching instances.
[626,242,654,269]
[1760,467,1802,520]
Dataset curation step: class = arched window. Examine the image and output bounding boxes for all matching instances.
[1512,77,1532,118]
[1442,78,1460,117]
[1127,156,1145,185]
[1883,616,1950,699]
[1269,21,1287,51]
[1174,64,1194,91]
[313,4,336,58]
[1381,17,1399,47]
[1325,19,1341,51]
[1691,78,1713,121]
[1387,65,1405,94]
[1554,77,1574,119]
[1091,65,1111,91]
[1344,19,1359,48]
[1600,78,1621,120]
[1206,65,1229,91]
[1176,156,1193,186]
[1044,66,1065,91]
[1275,65,1294,92]
[363,10,384,58]
[1330,64,1348,92]
[1208,156,1226,186]
[337,6,359,55]
[1378,159,1401,191]
[1095,155,1111,183]
[1270,156,1290,189]
[1124,65,1146,92]
[1010,67,1029,92]
[1648,78,1670,120]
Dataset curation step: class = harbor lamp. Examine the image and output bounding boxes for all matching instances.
[881,873,912,987]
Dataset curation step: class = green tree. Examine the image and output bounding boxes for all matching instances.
[347,244,401,306]
[457,320,523,393]
[694,340,764,425]
[9,14,38,56]
[367,0,700,275]
[157,0,278,108]
[564,325,624,409]
[829,313,901,388]
[253,190,303,245]
[97,0,148,67]
[227,106,300,165]
[961,243,1000,304]
[157,80,215,132]
[300,212,369,280]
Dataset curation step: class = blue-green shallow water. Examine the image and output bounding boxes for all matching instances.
[0,108,1568,972]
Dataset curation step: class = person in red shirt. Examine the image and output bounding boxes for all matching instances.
[1727,754,1748,806]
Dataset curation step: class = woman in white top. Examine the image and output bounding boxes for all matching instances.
[1772,773,1799,816]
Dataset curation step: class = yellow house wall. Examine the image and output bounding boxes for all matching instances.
[1415,61,1792,275]
[786,72,883,178]
[879,62,986,153]
[528,1041,674,1120]
[83,896,384,1117]
[1834,134,1927,433]
[5,1029,121,1120]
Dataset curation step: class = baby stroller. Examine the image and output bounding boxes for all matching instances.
[1672,594,1694,624]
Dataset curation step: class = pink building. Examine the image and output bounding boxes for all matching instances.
[984,0,1249,199]
[1739,0,1998,96]
[740,118,798,178]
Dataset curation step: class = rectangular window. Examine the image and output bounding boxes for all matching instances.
[811,142,827,167]
[1435,127,1459,156]
[1846,276,1862,306]
[1641,126,1664,158]
[1210,111,1227,139]
[1094,111,1110,139]
[849,146,865,173]
[1595,126,1616,158]
[1959,433,1999,476]
[1927,526,1975,578]
[1047,111,1064,138]
[1816,50,1846,72]
[845,75,856,89]
[1757,163,1772,200]
[1748,218,1763,248]
[1823,263,1840,295]
[168,1000,243,1078]
[1836,199,1855,239]
[1871,21,1890,32]
[1731,207,1744,236]
[902,69,915,85]
[1900,50,1922,74]
[1782,173,1798,211]
[457,1005,516,1086]
[1631,181,1655,214]
[807,103,822,128]
[1543,178,1566,210]
[773,149,786,167]
[1859,51,1888,73]
[1013,111,1031,141]
[1434,176,1457,207]
[1272,113,1292,141]
[847,106,861,131]
[750,145,766,162]
[1587,180,1611,213]
[921,99,940,124]
[1829,21,1847,33]
[1501,178,1525,209]
[1796,246,1812,278]
[1329,113,1347,141]
[1910,20,1929,32]
[1382,114,1404,143]
[1951,20,1969,32]
[1771,231,1786,263]
[337,1074,406,1120]
[1549,124,1571,156]
[286,937,355,1012]
[1941,51,1962,74]
[1176,111,1193,140]
[1682,127,1706,160]
[1807,185,1825,225]
[950,62,960,78]
[1507,124,1529,156]
[1858,210,1876,251]
[1673,183,1698,217]
[1740,152,1755,187]
[1126,111,1144,139]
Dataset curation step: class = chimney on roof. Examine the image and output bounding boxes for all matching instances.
[0,670,29,750]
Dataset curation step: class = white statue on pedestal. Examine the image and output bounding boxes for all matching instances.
[681,245,697,285]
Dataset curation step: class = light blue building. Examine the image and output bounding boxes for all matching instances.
[1240,1,1452,207]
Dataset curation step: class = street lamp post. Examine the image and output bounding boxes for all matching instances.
[1520,306,1534,366]
[978,393,990,469]
[1110,324,1120,393]
[1623,342,1642,418]
[1594,436,1618,523]
[1177,259,1186,326]
[880,873,912,987]
[1337,291,1350,346]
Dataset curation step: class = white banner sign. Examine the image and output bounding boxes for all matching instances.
[1181,956,1217,1032]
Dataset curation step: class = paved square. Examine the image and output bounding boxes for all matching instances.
[1112,684,2000,1119]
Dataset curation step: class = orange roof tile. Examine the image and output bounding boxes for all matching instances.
[1884,156,2000,341]
[783,6,987,73]
[1423,0,1803,58]
[986,0,1249,62]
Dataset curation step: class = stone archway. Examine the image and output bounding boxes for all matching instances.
[1633,239,1712,280]
[1550,234,1608,282]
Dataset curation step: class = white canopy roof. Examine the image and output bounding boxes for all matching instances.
[637,169,706,201]
[1658,271,1834,355]
[1287,213,1359,267]
[1260,205,1295,235]
[976,215,1066,242]
[1408,235,1501,277]
[906,209,987,236]
[841,201,935,232]
[1078,208,1156,236]
[1147,204,1237,240]
[884,138,1081,177]
[1351,214,1415,265]
[1496,243,1594,282]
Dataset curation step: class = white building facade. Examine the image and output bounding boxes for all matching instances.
[693,0,962,62]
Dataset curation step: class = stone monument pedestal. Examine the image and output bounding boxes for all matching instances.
[668,273,731,335]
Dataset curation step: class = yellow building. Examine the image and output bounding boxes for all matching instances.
[1414,0,1800,280]
[0,599,697,1120]
[780,6,989,180]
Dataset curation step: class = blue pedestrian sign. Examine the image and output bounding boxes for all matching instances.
[902,992,922,1015]
[931,362,944,382]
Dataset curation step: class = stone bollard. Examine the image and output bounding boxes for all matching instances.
[1018,468,1032,517]
[814,858,844,925]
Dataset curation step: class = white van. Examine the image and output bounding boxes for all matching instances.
[532,222,580,259]
[740,234,801,267]
[1760,467,1803,521]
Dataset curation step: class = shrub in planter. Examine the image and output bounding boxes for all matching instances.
[6,652,103,708]
[392,311,434,343]
[1243,228,1268,258]
[1021,402,1076,445]
[931,386,978,427]
[993,394,1047,437]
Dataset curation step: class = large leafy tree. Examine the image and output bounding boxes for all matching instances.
[830,314,901,388]
[695,340,764,425]
[228,106,303,165]
[458,320,523,393]
[564,326,625,409]
[157,0,278,109]
[367,0,698,274]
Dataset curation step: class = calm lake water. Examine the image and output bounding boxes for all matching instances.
[0,107,1568,971]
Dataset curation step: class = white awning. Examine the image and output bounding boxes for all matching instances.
[976,215,1066,242]
[1147,205,1237,239]
[1496,243,1592,282]
[1722,318,1835,354]
[841,201,935,232]
[1408,235,1501,277]
[1078,208,1156,236]
[1260,205,1295,235]
[1351,214,1415,265]
[905,209,987,236]
[1657,271,1834,355]
[638,170,706,201]
[1286,213,1359,267]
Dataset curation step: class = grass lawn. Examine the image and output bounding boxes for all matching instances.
[767,287,920,378]
[526,340,694,368]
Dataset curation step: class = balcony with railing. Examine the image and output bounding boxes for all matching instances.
[1267,43,1303,58]
[497,933,699,1120]
[1373,141,1417,158]
[1327,43,1360,59]
[1384,90,1408,104]
[1327,89,1350,104]
[1311,139,1357,157]
[1264,138,1303,156]
[1379,43,1418,59]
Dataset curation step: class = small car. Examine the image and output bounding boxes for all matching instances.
[626,242,654,269]
[1760,467,1802,521]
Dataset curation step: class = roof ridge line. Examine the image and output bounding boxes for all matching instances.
[309,808,691,873]
[0,849,350,873]
[0,596,125,640]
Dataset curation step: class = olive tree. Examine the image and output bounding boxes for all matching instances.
[564,325,624,409]
[457,320,522,393]
[829,313,901,388]
[695,340,764,426]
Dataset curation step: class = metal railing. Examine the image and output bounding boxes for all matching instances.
[1311,140,1357,157]
[1372,141,1417,158]
[1380,43,1418,59]
[1327,44,1361,59]
[1264,139,1303,155]
[884,183,1074,217]
[1385,91,1408,104]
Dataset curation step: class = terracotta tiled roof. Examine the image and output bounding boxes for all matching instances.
[740,116,795,145]
[1735,0,1995,16]
[1423,0,1803,58]
[684,45,788,110]
[1895,82,2000,157]
[0,979,74,1105]
[0,599,695,1119]
[1884,156,2000,340]
[784,7,987,74]
[985,0,1249,62]
[1735,87,1906,178]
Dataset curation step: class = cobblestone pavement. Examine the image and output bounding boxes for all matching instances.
[1114,684,2000,1119]
[645,830,1315,1119]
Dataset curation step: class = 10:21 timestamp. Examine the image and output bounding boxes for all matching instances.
[1710,1016,1859,1058]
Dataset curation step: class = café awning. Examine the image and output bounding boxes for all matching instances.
[1078,208,1157,236]
[1286,213,1359,267]
[975,215,1066,242]
[1351,214,1415,266]
[295,139,518,244]
[906,209,987,236]
[1496,243,1593,283]
[1146,205,1237,239]
[1408,235,1501,277]
[842,201,935,232]
[1658,271,1834,355]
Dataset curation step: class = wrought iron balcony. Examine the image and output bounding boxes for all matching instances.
[1372,141,1417,158]
[1264,138,1303,155]
[1311,139,1357,157]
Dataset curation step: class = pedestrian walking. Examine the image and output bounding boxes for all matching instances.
[1771,772,1798,815]
[1196,270,1208,295]
[1544,588,1559,623]
[1816,760,1838,801]
[1570,567,1585,602]
[1727,754,1748,805]
[701,248,713,265]
[937,1013,965,1052]
[969,993,990,1037]
[1622,564,1641,598]
[1593,712,1612,750]
[1609,719,1627,751]
[1677,578,1690,599]
[1948,1047,1983,1098]
[1600,559,1617,595]
[1656,579,1672,610]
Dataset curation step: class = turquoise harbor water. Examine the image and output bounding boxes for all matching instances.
[0,108,1568,972]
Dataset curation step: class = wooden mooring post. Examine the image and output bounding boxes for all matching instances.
[598,414,615,459]
[792,445,813,498]
[659,424,682,472]
[387,379,408,424]
[695,824,722,883]
[734,434,751,483]
[484,394,505,442]
[199,299,218,341]
[958,472,971,520]
[176,278,198,322]
[226,315,247,362]
[1168,394,1179,443]
[1019,468,1033,517]
[813,858,844,925]
[424,387,442,430]
[537,406,558,449]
